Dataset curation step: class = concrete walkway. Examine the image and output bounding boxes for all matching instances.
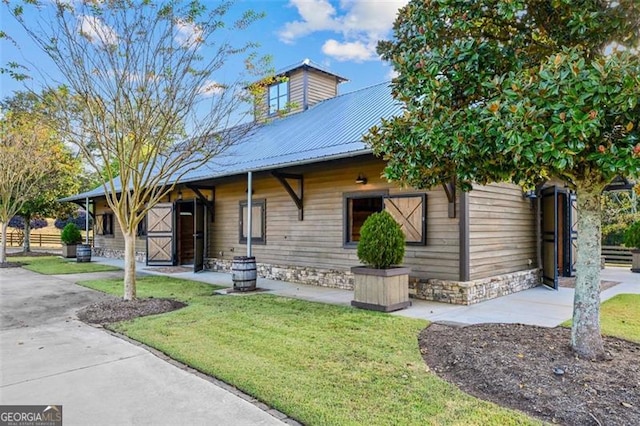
[0,267,286,426]
[95,256,640,327]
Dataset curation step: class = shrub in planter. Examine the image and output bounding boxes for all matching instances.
[61,223,83,245]
[357,210,405,269]
[624,221,640,273]
[352,211,410,312]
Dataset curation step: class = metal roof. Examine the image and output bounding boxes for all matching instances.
[62,82,402,202]
[275,58,348,82]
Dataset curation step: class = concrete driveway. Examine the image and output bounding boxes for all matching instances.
[0,268,286,426]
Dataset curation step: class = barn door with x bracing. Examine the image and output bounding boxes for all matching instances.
[146,203,175,266]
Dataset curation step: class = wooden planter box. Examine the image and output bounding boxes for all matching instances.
[351,266,411,312]
[631,250,640,273]
[62,243,77,258]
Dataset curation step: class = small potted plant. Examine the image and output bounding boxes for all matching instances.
[351,210,411,312]
[61,223,82,258]
[624,221,640,273]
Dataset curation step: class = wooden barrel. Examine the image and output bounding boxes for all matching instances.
[76,244,92,263]
[232,256,257,291]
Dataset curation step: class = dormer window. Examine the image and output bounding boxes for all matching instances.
[268,81,288,115]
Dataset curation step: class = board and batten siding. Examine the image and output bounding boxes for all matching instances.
[468,183,537,280]
[209,156,460,281]
[92,199,146,253]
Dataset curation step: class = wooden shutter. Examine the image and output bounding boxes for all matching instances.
[146,203,175,266]
[384,194,426,245]
[95,215,104,235]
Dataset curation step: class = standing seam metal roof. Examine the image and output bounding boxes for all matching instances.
[62,81,403,202]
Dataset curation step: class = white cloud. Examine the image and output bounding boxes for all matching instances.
[322,39,374,62]
[279,0,339,43]
[174,20,203,48]
[279,0,408,62]
[79,15,117,45]
[386,67,399,80]
[198,80,224,97]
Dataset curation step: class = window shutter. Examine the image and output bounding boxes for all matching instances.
[95,215,104,235]
[384,194,426,245]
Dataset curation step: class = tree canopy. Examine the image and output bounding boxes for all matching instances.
[0,91,75,263]
[367,0,640,359]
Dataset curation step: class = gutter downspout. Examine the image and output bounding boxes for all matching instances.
[247,171,253,257]
[459,191,470,282]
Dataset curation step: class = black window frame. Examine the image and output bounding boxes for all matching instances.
[268,81,289,115]
[239,199,266,244]
[136,215,147,238]
[101,213,114,237]
[343,190,388,247]
[343,191,427,247]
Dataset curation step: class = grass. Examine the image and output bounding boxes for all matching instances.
[79,276,539,425]
[563,294,640,343]
[13,256,120,275]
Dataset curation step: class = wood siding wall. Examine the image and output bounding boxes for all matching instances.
[288,69,305,114]
[209,156,460,281]
[307,71,338,107]
[468,183,537,280]
[92,201,147,253]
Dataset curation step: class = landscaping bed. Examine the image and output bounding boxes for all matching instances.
[421,323,640,426]
[78,298,186,324]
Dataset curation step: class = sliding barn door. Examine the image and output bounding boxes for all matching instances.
[541,187,559,289]
[193,200,205,273]
[146,203,175,266]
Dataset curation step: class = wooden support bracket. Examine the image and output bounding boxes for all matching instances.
[272,171,303,220]
[187,185,215,222]
[442,181,456,218]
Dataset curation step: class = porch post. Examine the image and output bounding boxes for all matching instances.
[85,196,90,244]
[247,171,253,257]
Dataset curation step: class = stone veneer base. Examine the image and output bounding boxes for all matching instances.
[204,258,540,305]
[411,269,541,305]
[92,247,147,263]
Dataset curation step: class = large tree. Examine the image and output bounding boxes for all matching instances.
[0,99,63,264]
[1,91,81,254]
[366,0,640,359]
[7,0,268,300]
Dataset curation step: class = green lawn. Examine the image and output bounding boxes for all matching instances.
[563,294,640,343]
[79,276,538,425]
[14,256,120,275]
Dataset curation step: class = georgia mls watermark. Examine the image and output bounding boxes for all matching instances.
[0,405,62,426]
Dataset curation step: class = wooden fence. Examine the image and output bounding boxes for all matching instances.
[6,233,93,248]
[602,245,633,265]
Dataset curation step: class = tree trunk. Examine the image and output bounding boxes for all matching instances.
[0,222,7,264]
[571,180,605,360]
[123,230,137,301]
[23,218,31,253]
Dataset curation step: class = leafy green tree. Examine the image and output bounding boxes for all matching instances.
[0,96,64,263]
[1,91,82,253]
[7,0,269,300]
[366,0,640,359]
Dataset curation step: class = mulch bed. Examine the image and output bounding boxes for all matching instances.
[77,298,187,324]
[420,323,640,425]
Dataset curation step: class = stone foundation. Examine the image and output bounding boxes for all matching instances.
[205,258,354,290]
[205,258,540,304]
[411,268,541,305]
[92,247,147,263]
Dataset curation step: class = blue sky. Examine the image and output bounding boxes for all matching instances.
[1,0,407,99]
